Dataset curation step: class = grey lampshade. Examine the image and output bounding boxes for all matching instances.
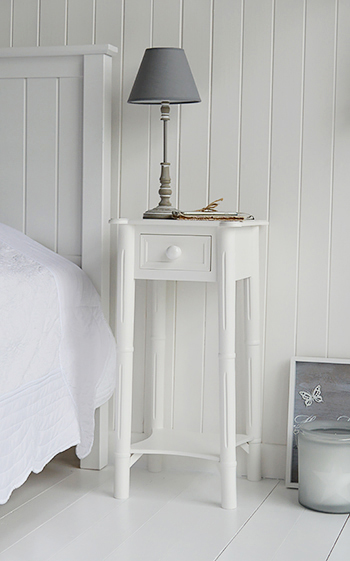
[128,47,201,105]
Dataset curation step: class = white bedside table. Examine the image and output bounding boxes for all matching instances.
[110,218,267,509]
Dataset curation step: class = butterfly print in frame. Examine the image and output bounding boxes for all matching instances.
[298,384,323,407]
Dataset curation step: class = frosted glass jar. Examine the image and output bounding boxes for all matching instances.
[298,420,350,513]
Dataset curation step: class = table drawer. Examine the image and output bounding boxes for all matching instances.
[139,234,212,272]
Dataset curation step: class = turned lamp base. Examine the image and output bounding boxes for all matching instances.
[143,205,178,219]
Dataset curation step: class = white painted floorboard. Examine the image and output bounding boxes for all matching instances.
[218,483,347,561]
[327,517,350,561]
[0,446,349,561]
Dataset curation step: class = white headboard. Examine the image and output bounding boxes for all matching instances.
[0,45,117,320]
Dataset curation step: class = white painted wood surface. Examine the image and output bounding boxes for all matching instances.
[217,482,347,561]
[1,0,350,478]
[112,219,266,509]
[0,44,117,269]
[328,517,350,560]
[1,448,349,561]
[263,0,305,451]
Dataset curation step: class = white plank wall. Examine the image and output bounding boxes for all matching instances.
[263,0,305,450]
[328,0,350,360]
[0,78,25,232]
[1,0,350,478]
[296,0,337,358]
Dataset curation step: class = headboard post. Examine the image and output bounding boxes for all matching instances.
[82,50,115,322]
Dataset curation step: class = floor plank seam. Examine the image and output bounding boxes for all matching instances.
[0,469,74,522]
[0,469,113,557]
[269,510,306,560]
[45,497,129,561]
[98,471,206,561]
[325,515,350,561]
[213,479,281,561]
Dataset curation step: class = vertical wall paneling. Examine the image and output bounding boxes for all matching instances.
[173,281,207,432]
[117,0,152,436]
[26,78,58,251]
[148,0,182,212]
[164,281,177,430]
[235,281,248,435]
[94,0,124,335]
[119,0,152,218]
[208,0,242,211]
[150,0,183,429]
[202,0,244,438]
[202,282,220,434]
[198,0,241,442]
[95,0,121,47]
[131,280,147,434]
[263,0,305,446]
[296,0,337,357]
[12,0,39,47]
[179,0,212,211]
[235,2,274,421]
[40,0,67,46]
[57,77,83,263]
[95,0,123,214]
[67,0,95,46]
[239,0,274,220]
[328,0,350,358]
[152,0,182,47]
[0,1,13,48]
[172,0,212,434]
[0,78,25,230]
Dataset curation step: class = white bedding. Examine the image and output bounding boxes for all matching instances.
[0,223,116,504]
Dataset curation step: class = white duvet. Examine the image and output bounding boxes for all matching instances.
[0,223,116,504]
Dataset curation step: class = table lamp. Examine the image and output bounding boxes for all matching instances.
[128,47,201,219]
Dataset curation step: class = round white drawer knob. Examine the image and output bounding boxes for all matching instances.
[165,245,182,260]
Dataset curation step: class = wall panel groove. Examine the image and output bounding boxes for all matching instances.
[205,0,214,205]
[13,0,39,47]
[326,0,339,357]
[296,0,338,357]
[236,0,245,211]
[328,0,350,359]
[54,77,59,254]
[294,0,307,358]
[23,78,27,233]
[39,0,68,46]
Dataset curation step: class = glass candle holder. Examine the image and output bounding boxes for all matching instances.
[298,420,350,513]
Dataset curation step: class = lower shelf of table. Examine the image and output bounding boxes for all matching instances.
[130,428,253,462]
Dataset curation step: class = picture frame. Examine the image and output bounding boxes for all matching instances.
[286,356,350,488]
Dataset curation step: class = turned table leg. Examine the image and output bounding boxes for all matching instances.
[217,227,237,509]
[244,268,262,482]
[144,280,166,473]
[114,224,135,499]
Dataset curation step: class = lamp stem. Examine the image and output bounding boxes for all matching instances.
[162,103,168,162]
[143,102,178,218]
[158,103,172,209]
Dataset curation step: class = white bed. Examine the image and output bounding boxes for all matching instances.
[0,222,116,504]
[0,45,118,502]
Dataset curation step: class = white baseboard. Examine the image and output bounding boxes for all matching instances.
[262,443,286,480]
[236,443,286,480]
